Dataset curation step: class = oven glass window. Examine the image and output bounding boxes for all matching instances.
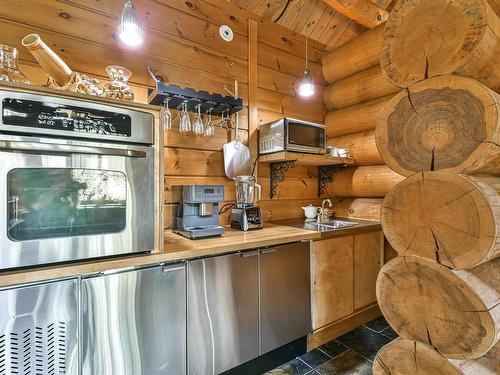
[288,123,323,148]
[7,169,127,241]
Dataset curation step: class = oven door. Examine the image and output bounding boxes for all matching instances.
[0,135,154,270]
[285,119,326,154]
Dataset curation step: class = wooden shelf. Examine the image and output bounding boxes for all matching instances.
[259,151,354,166]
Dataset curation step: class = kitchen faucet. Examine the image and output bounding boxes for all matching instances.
[317,199,332,224]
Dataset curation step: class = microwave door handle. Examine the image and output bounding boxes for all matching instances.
[0,141,146,158]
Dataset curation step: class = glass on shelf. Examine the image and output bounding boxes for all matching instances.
[103,65,134,101]
[0,44,30,84]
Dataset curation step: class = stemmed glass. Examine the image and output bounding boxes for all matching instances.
[179,101,191,133]
[204,108,215,137]
[193,104,204,136]
[162,97,172,130]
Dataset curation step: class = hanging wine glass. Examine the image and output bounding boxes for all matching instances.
[193,104,204,136]
[162,97,172,130]
[204,107,215,137]
[179,101,191,133]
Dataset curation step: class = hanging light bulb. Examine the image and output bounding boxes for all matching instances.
[298,33,315,97]
[118,0,143,47]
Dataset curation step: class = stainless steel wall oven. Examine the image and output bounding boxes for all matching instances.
[0,89,155,270]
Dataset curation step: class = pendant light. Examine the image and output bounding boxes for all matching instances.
[298,32,315,97]
[118,0,143,47]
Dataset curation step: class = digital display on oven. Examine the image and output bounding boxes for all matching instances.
[2,98,132,137]
[204,188,215,194]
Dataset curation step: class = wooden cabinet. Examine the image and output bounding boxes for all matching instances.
[311,236,354,330]
[311,230,382,331]
[354,231,383,309]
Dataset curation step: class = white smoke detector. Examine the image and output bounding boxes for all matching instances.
[219,25,234,42]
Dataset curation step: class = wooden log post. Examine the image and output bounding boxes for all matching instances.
[324,65,398,110]
[376,75,500,176]
[373,339,500,375]
[330,131,383,166]
[377,256,500,359]
[381,172,500,269]
[326,95,392,137]
[381,0,500,91]
[322,24,384,83]
[332,165,404,197]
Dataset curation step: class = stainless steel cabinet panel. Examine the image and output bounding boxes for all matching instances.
[187,251,259,375]
[260,242,312,354]
[81,263,187,375]
[0,278,79,375]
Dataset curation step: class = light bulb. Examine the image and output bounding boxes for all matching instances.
[118,1,143,46]
[298,69,315,97]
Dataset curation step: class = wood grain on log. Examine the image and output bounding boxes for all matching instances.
[381,172,500,269]
[376,75,500,176]
[323,24,384,83]
[332,165,404,197]
[330,131,383,166]
[374,338,500,375]
[380,0,500,91]
[324,65,398,110]
[377,256,500,359]
[326,95,392,137]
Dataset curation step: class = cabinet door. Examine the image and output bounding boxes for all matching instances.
[260,242,311,354]
[187,251,259,375]
[0,278,79,375]
[81,264,187,375]
[354,231,383,309]
[311,236,354,330]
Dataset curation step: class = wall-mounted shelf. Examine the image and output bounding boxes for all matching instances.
[259,151,354,166]
[259,152,354,199]
[148,81,243,116]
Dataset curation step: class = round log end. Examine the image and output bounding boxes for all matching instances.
[381,172,499,269]
[373,338,462,375]
[375,75,500,176]
[380,0,494,88]
[377,256,499,359]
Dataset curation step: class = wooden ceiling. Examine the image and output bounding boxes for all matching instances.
[232,0,396,49]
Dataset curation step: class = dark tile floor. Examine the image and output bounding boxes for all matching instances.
[265,316,397,375]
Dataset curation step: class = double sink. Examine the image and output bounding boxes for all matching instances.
[303,219,359,232]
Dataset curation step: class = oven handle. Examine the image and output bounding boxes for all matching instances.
[0,141,147,158]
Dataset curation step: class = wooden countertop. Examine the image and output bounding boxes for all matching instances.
[0,219,380,288]
[0,223,318,288]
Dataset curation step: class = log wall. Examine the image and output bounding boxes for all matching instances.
[0,0,370,226]
[323,23,403,219]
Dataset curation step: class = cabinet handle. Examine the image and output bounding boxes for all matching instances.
[161,264,185,273]
[239,250,259,258]
[260,248,277,254]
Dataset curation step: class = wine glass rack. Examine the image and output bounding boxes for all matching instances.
[148,81,243,116]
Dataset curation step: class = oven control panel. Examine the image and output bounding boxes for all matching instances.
[2,98,132,137]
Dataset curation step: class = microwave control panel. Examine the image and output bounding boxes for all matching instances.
[2,98,132,137]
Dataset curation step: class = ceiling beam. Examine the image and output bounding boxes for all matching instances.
[322,0,389,28]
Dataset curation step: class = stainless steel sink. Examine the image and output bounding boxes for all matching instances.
[303,219,359,232]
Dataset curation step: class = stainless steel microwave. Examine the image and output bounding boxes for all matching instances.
[259,117,326,155]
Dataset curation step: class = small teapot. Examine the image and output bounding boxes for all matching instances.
[302,204,321,219]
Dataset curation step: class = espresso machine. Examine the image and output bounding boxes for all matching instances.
[231,176,263,231]
[173,185,225,239]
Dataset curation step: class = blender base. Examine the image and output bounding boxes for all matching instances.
[230,207,263,231]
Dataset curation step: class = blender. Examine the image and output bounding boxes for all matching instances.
[230,176,263,231]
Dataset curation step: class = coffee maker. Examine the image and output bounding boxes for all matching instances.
[231,176,263,231]
[173,185,225,239]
